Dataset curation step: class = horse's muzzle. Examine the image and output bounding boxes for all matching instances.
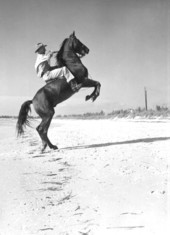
[85,47,89,54]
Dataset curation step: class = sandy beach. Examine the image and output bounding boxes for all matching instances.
[0,118,169,235]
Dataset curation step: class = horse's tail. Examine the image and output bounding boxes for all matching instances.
[16,100,32,136]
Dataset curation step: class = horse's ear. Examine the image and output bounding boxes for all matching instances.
[70,31,75,38]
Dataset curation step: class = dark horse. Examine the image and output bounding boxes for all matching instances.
[16,31,101,151]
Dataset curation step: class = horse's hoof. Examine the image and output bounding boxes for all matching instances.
[92,92,99,102]
[92,94,98,102]
[92,97,96,102]
[85,95,91,101]
[41,143,47,152]
[51,145,58,150]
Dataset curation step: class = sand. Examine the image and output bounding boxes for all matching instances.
[0,118,169,235]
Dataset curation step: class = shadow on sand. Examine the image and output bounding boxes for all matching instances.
[61,137,170,151]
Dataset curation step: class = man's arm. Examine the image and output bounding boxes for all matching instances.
[49,65,60,71]
[47,51,61,70]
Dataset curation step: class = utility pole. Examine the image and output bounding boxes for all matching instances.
[144,87,148,110]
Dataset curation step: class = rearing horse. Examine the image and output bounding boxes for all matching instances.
[16,31,101,151]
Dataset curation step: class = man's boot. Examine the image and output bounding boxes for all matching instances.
[69,79,82,92]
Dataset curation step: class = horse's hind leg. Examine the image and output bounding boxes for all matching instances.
[36,108,57,152]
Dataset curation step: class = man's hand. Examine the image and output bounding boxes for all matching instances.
[47,50,58,56]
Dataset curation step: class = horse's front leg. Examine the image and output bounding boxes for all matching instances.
[82,78,101,102]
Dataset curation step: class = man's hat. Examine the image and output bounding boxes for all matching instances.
[35,43,47,53]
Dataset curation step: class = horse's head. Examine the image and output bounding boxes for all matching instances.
[57,31,90,67]
[69,31,89,58]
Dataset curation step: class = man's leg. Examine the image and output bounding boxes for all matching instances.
[43,67,81,92]
[60,67,74,82]
[43,67,70,83]
[60,67,82,92]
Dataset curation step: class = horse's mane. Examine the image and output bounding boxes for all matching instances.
[56,38,68,67]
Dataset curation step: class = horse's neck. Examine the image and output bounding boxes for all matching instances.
[61,40,87,78]
[60,40,82,68]
[63,46,79,62]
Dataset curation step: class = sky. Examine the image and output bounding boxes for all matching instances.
[0,0,169,115]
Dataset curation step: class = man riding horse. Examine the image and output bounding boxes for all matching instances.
[17,32,101,151]
[35,42,87,92]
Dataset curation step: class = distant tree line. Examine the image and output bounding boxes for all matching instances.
[54,106,170,119]
[0,106,170,119]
